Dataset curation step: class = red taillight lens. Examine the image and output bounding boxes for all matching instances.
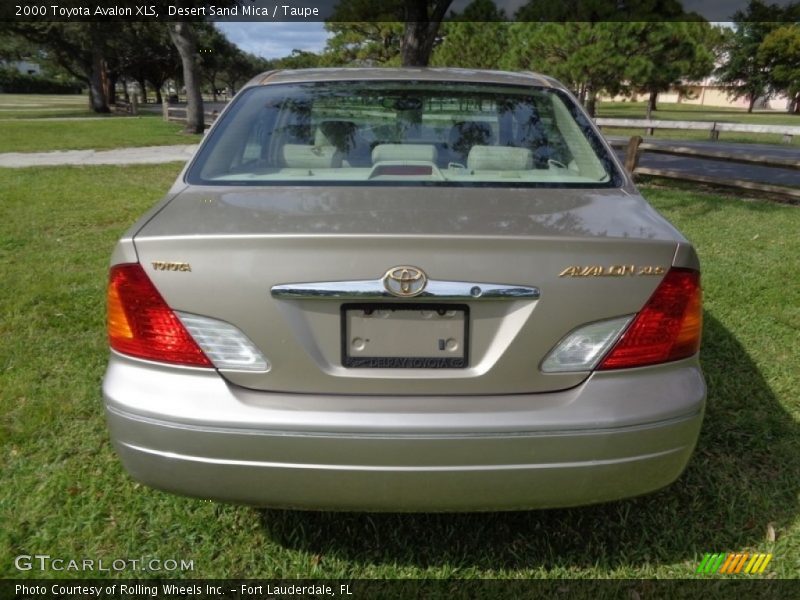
[107,263,212,367]
[598,267,702,370]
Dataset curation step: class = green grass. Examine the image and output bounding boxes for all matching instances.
[0,115,202,153]
[0,94,202,152]
[0,93,96,119]
[602,127,800,147]
[0,165,798,580]
[598,101,800,125]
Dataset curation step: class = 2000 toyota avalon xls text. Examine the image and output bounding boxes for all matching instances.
[103,68,705,511]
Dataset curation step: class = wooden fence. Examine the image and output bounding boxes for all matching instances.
[112,96,138,115]
[163,104,219,128]
[614,136,800,201]
[597,117,800,144]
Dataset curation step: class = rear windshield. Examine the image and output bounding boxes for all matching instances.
[187,81,621,187]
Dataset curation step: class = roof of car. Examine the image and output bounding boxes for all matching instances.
[244,68,560,90]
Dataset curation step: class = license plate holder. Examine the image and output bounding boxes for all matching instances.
[341,303,469,368]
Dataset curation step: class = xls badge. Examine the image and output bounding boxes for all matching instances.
[559,265,666,277]
[382,266,427,297]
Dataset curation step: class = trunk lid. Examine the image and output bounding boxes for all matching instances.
[132,186,683,394]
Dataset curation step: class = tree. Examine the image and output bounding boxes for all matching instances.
[431,0,509,69]
[324,1,405,66]
[277,49,326,69]
[514,0,687,22]
[324,0,452,66]
[4,23,117,112]
[715,0,790,112]
[196,24,241,102]
[167,1,238,128]
[506,1,719,117]
[169,22,204,133]
[400,0,453,66]
[0,32,38,63]
[503,22,634,116]
[221,52,272,96]
[324,22,404,66]
[759,24,800,113]
[114,23,179,104]
[625,21,718,119]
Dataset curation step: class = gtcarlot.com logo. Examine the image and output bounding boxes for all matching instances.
[14,554,194,572]
[697,552,773,575]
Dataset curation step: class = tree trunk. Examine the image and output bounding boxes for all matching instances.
[106,72,117,106]
[122,80,130,103]
[154,86,163,105]
[747,94,756,113]
[646,90,658,120]
[401,22,434,66]
[137,77,147,102]
[585,85,597,118]
[87,27,109,113]
[577,84,587,106]
[88,50,109,112]
[169,22,204,134]
[400,0,452,67]
[88,68,109,112]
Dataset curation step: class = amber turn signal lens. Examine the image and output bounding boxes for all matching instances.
[107,263,212,367]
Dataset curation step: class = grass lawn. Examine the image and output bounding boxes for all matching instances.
[0,115,202,153]
[0,164,798,580]
[0,94,203,152]
[598,101,800,125]
[0,93,96,119]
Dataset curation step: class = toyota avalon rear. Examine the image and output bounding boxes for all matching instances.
[102,68,705,511]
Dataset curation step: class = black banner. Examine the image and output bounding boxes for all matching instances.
[3,0,800,23]
[3,579,800,600]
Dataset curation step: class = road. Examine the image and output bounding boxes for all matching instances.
[608,136,800,187]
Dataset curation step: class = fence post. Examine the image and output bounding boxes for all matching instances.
[623,135,643,174]
[709,122,719,141]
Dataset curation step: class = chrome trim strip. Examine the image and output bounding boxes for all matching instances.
[120,440,684,471]
[271,280,540,301]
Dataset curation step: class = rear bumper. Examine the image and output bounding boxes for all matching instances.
[103,353,705,511]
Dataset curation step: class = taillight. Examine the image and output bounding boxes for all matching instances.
[599,267,702,370]
[107,263,212,367]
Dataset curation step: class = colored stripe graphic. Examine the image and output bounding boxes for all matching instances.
[697,553,726,574]
[719,553,737,574]
[699,553,773,575]
[757,554,773,573]
[696,554,712,573]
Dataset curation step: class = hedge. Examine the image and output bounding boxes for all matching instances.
[0,68,84,94]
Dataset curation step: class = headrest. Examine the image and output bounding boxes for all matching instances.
[371,144,438,164]
[467,146,533,171]
[282,144,342,169]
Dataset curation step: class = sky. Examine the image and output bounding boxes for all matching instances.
[215,22,330,59]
